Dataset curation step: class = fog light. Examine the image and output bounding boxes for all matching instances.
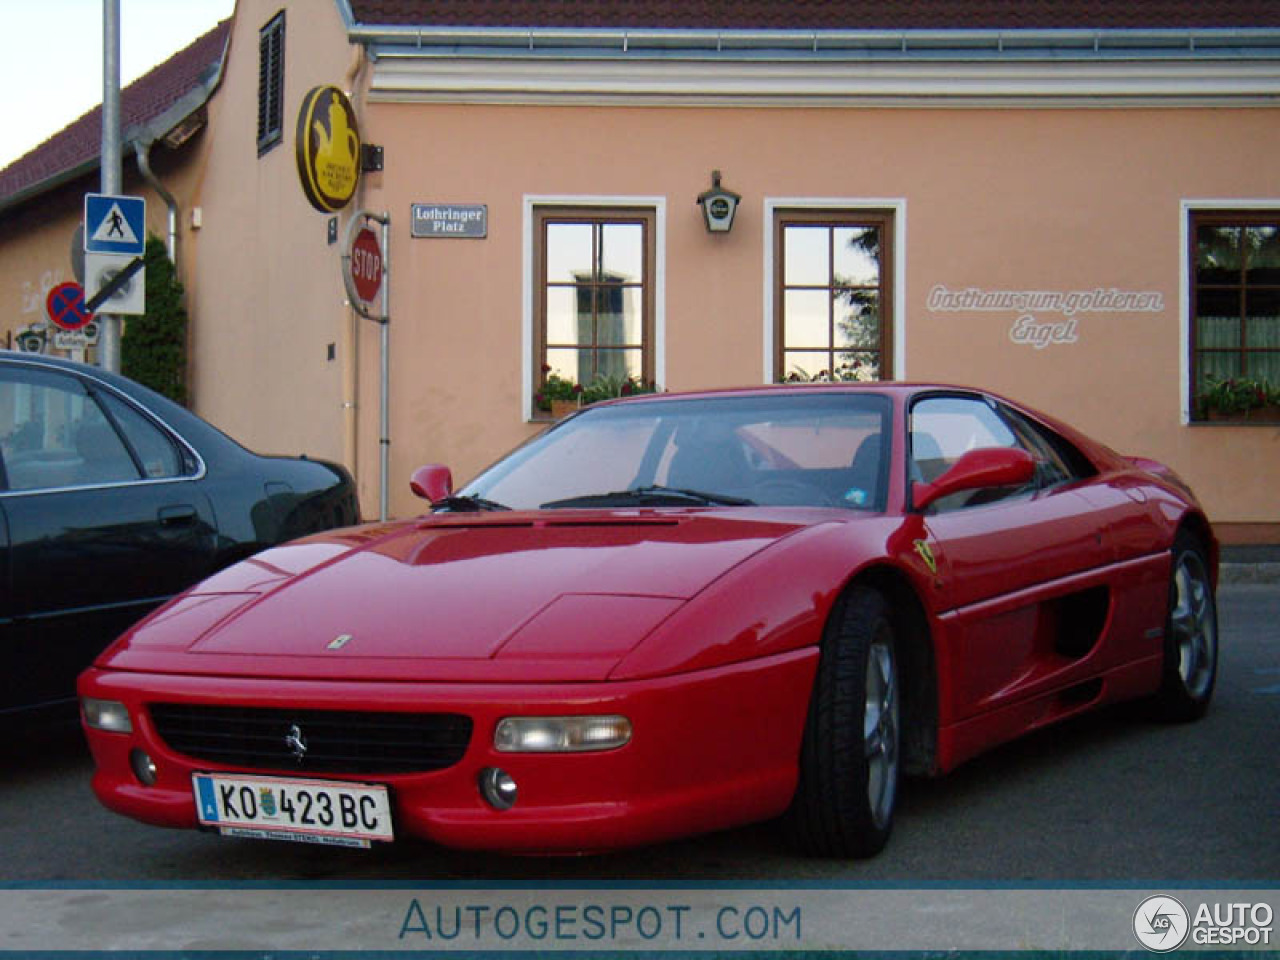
[129,749,158,786]
[494,715,631,753]
[82,698,132,733]
[478,767,517,810]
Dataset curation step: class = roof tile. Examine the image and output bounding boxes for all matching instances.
[0,20,229,207]
[348,0,1280,30]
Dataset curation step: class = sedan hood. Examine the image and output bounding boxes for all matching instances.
[101,510,815,682]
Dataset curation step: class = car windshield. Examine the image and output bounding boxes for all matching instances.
[458,393,891,511]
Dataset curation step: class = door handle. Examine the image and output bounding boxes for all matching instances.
[158,505,198,527]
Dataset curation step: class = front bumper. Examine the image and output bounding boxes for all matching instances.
[78,648,816,854]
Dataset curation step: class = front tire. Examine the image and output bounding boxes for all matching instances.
[1154,531,1218,722]
[785,585,900,858]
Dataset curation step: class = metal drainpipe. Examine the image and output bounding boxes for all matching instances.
[135,140,179,276]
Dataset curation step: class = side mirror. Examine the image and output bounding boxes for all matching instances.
[410,464,453,504]
[913,447,1035,512]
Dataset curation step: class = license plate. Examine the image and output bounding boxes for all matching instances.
[193,773,394,847]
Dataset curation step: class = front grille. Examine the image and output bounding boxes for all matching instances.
[149,703,473,775]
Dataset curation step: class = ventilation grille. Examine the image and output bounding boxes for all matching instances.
[149,703,472,775]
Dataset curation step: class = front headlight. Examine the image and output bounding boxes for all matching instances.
[494,715,632,753]
[82,698,133,733]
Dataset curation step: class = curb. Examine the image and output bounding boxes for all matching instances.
[1219,562,1280,585]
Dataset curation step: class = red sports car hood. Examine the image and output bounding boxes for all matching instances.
[101,510,817,682]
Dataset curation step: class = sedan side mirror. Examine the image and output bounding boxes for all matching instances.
[410,464,453,504]
[912,447,1035,512]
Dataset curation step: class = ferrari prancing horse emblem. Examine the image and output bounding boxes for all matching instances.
[913,538,938,575]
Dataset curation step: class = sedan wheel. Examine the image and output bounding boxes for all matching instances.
[1155,531,1218,721]
[785,585,900,858]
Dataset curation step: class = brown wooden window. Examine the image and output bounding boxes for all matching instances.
[1190,212,1280,418]
[257,12,285,155]
[775,211,893,382]
[533,207,655,416]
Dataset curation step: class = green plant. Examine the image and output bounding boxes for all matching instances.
[1198,375,1280,417]
[580,372,657,405]
[535,368,657,412]
[121,234,188,406]
[534,369,583,411]
[783,358,877,383]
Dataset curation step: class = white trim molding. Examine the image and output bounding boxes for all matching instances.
[370,57,1280,109]
[522,195,667,422]
[763,198,908,385]
[1179,198,1280,426]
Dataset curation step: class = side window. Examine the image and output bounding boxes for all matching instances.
[98,392,187,479]
[1000,406,1097,488]
[910,395,1028,512]
[0,369,140,491]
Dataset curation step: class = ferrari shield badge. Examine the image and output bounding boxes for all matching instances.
[913,538,938,575]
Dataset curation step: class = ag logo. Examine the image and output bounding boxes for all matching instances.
[1134,895,1190,952]
[296,85,361,212]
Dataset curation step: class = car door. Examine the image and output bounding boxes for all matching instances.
[0,363,218,716]
[908,393,1115,723]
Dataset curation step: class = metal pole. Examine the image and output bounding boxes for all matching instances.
[379,214,391,522]
[99,0,122,372]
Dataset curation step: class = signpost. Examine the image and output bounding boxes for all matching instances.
[83,193,146,336]
[341,211,391,521]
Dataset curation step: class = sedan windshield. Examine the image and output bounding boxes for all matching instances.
[459,393,890,511]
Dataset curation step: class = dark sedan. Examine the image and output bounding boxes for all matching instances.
[0,351,359,727]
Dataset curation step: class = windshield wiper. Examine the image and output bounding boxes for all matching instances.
[540,485,755,509]
[432,495,511,513]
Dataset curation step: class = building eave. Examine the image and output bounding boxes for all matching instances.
[347,25,1280,106]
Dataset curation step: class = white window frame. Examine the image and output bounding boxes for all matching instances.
[763,198,908,384]
[523,195,666,423]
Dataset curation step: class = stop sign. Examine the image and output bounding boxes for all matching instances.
[350,227,383,303]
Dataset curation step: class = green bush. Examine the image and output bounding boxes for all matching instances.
[121,234,188,406]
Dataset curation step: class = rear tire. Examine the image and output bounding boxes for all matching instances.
[785,585,900,858]
[1154,531,1218,722]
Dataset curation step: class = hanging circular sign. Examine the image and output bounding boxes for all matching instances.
[296,85,361,213]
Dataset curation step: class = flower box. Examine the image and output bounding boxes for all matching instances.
[1203,404,1280,423]
[550,399,580,419]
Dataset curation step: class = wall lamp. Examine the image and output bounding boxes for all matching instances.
[697,170,741,234]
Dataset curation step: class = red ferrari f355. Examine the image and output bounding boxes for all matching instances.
[79,385,1217,857]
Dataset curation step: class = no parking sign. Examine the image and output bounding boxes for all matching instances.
[46,282,94,331]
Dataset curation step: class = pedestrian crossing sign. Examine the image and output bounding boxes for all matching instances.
[84,194,146,256]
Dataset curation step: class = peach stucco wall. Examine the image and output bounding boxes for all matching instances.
[344,100,1278,525]
[40,0,1267,533]
[188,0,356,471]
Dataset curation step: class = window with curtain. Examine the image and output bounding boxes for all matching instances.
[775,211,894,383]
[1191,213,1280,417]
[533,207,655,417]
